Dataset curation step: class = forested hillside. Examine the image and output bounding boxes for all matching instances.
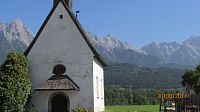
[104,63,185,88]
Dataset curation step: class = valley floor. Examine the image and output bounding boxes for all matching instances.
[105,105,159,112]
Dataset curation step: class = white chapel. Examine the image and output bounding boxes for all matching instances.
[24,0,106,111]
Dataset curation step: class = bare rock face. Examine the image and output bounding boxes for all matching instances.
[142,36,200,66]
[87,32,163,67]
[88,32,199,68]
[0,19,33,64]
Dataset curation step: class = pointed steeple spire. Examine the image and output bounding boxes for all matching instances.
[54,0,72,10]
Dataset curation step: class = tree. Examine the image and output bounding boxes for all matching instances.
[182,70,197,92]
[0,52,31,112]
[182,64,200,94]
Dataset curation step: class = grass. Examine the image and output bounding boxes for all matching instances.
[105,105,159,112]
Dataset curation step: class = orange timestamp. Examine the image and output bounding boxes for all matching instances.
[157,93,190,99]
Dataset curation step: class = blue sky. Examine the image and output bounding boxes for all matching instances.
[0,0,200,48]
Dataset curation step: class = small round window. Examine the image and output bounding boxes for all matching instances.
[53,64,66,75]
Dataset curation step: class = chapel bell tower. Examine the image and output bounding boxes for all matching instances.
[54,0,72,10]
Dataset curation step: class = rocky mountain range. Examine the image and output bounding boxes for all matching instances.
[88,33,196,68]
[0,19,33,63]
[142,37,200,66]
[0,19,199,69]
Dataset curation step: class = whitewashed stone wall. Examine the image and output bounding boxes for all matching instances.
[93,58,105,112]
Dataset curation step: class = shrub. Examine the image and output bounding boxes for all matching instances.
[0,52,31,112]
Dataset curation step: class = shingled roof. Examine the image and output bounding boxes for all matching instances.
[24,0,106,67]
[35,75,79,91]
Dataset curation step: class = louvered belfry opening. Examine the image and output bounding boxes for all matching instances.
[54,0,72,10]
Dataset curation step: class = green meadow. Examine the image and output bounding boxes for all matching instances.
[105,105,159,112]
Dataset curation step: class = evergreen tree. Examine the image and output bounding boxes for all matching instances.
[182,64,200,94]
[0,52,31,112]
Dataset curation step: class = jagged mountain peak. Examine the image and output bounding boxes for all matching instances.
[183,36,200,47]
[12,18,24,27]
[142,41,181,61]
[142,37,200,66]
[160,42,180,46]
[0,19,33,46]
[0,19,35,64]
[88,32,146,54]
[143,42,159,48]
[0,19,24,30]
[184,36,200,41]
[106,33,114,37]
[143,41,180,49]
